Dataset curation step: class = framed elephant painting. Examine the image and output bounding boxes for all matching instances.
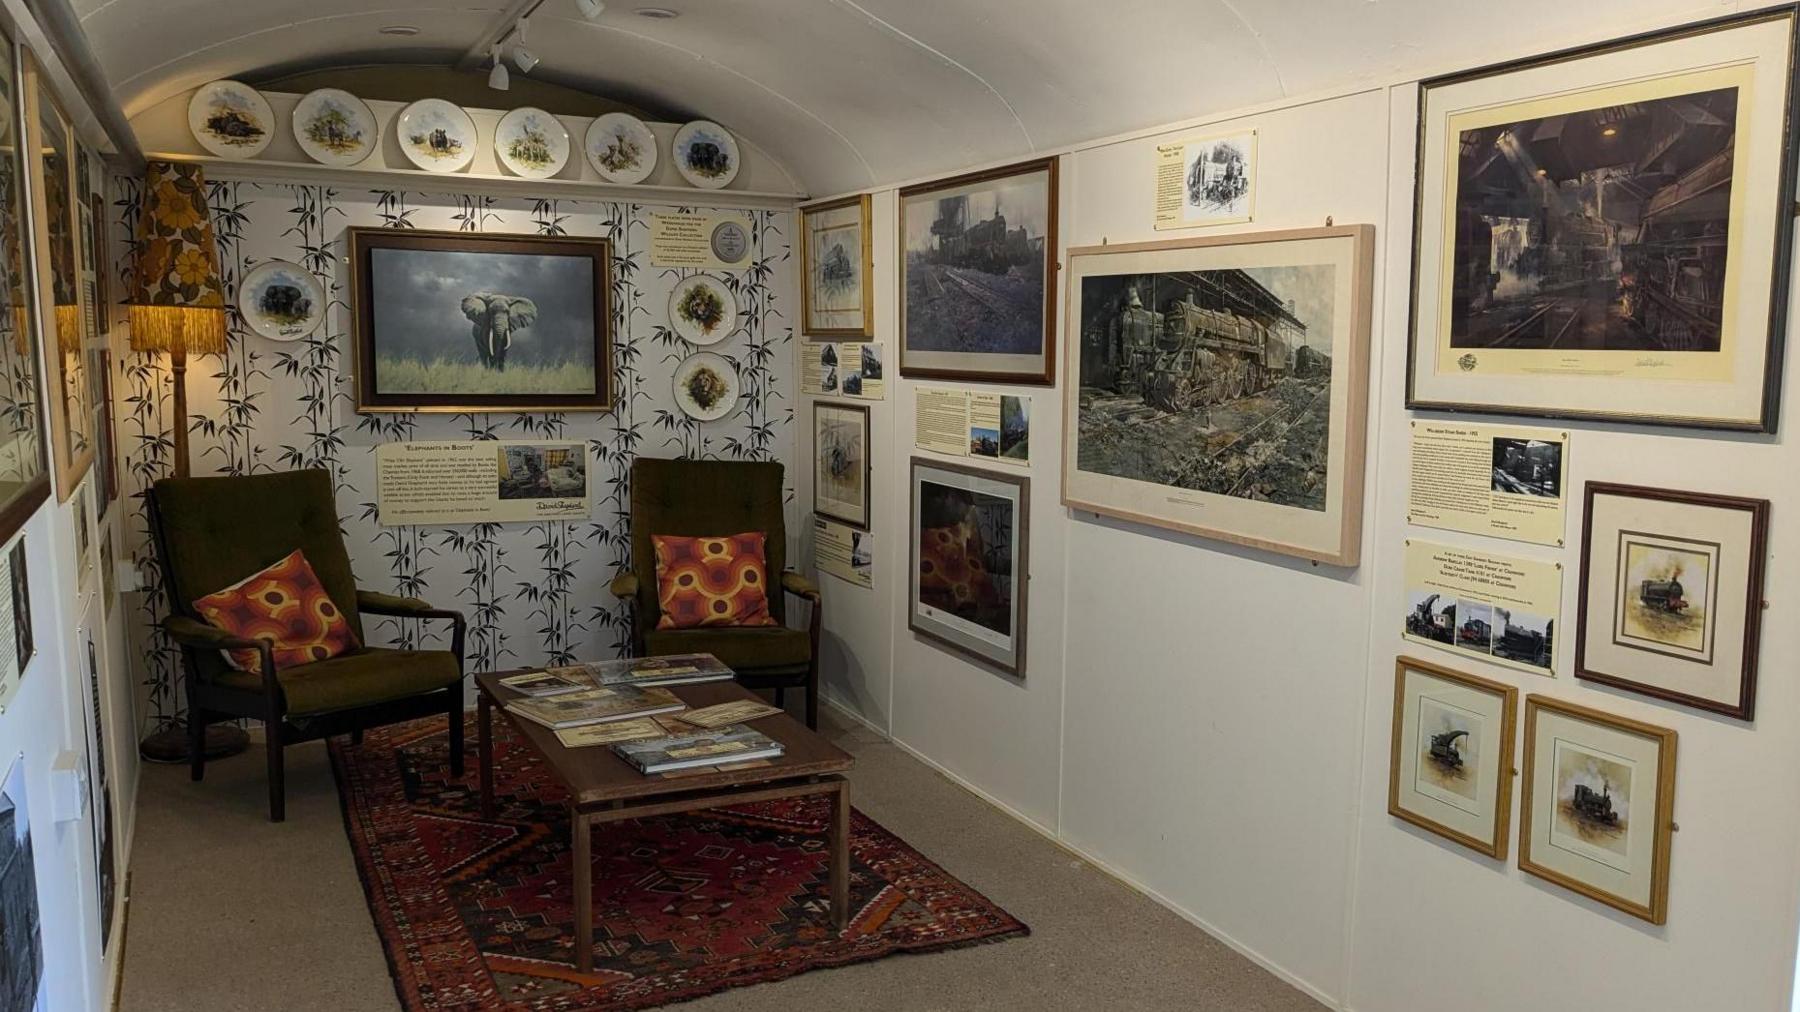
[349,228,613,413]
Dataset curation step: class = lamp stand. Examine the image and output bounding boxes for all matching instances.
[170,344,190,479]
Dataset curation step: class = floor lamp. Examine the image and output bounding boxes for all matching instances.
[128,161,246,762]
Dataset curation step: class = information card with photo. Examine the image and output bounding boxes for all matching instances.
[913,387,1030,465]
[376,440,591,526]
[1403,538,1563,677]
[814,516,872,589]
[1407,421,1568,547]
[802,341,885,400]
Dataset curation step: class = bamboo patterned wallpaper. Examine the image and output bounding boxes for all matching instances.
[109,178,797,732]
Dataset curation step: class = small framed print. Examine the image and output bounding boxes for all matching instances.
[1576,482,1769,720]
[909,458,1028,677]
[812,401,870,529]
[800,194,873,338]
[1519,695,1677,924]
[1388,656,1518,859]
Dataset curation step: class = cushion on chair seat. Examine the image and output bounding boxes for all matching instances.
[643,626,811,672]
[211,647,461,716]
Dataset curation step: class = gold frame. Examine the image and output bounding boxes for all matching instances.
[798,193,872,339]
[1387,656,1518,859]
[1519,694,1678,924]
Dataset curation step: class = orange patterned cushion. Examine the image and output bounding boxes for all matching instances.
[918,519,1000,614]
[652,533,779,630]
[192,549,360,672]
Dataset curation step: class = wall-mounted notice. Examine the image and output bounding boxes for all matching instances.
[649,211,753,269]
[802,341,885,400]
[1407,421,1568,547]
[376,440,591,526]
[814,516,872,589]
[1153,130,1256,229]
[913,387,1030,465]
[0,539,30,714]
[1403,538,1562,677]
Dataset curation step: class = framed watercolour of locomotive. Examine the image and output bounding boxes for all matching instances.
[1576,482,1768,720]
[1406,8,1800,431]
[909,458,1028,677]
[813,401,870,529]
[898,158,1058,384]
[1388,656,1517,859]
[800,194,873,339]
[1061,225,1374,566]
[1519,695,1677,924]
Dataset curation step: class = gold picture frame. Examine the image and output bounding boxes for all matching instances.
[799,193,872,339]
[1519,695,1677,924]
[1388,656,1518,859]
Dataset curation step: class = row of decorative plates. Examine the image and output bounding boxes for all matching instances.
[187,80,742,188]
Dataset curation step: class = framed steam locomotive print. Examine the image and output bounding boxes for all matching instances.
[1062,225,1374,566]
[1576,482,1768,720]
[1406,8,1800,431]
[1388,656,1517,860]
[898,157,1058,384]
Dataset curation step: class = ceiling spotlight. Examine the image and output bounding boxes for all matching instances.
[379,24,420,36]
[512,17,539,72]
[634,6,678,18]
[1602,126,1618,137]
[575,0,605,19]
[487,47,510,90]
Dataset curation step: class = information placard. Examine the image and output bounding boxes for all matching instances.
[912,387,1030,465]
[802,341,885,399]
[649,211,753,269]
[376,440,591,526]
[1402,538,1563,677]
[814,516,872,588]
[1407,421,1569,547]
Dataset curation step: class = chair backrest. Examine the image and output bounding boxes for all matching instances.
[149,469,364,682]
[628,457,787,639]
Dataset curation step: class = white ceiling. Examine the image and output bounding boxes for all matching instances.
[77,0,1738,195]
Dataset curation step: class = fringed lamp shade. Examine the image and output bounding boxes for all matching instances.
[129,161,226,355]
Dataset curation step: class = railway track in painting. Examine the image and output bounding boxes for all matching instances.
[1218,383,1331,498]
[1489,295,1582,348]
[940,265,1030,319]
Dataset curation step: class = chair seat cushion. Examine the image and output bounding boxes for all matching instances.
[213,647,460,716]
[644,626,810,671]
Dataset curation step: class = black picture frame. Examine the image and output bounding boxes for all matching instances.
[908,457,1030,677]
[811,400,871,530]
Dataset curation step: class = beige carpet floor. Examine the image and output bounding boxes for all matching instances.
[118,706,1323,1011]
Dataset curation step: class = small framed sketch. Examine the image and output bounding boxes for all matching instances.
[1519,695,1677,924]
[813,401,870,529]
[1388,656,1517,859]
[1576,482,1769,720]
[800,194,872,338]
[909,458,1028,677]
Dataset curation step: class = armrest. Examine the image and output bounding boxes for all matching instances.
[780,571,820,602]
[356,589,462,622]
[164,614,268,653]
[608,572,639,600]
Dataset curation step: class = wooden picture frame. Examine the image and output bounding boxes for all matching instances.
[1061,225,1374,566]
[1576,481,1769,720]
[812,400,870,529]
[1405,7,1800,431]
[1388,656,1518,859]
[349,227,613,414]
[1519,695,1677,924]
[908,457,1029,677]
[898,157,1058,385]
[799,194,873,339]
[0,29,50,544]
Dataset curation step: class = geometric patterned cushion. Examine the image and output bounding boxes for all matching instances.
[651,532,778,630]
[192,548,361,672]
[918,519,1000,616]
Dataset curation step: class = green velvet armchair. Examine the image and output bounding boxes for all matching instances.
[609,457,822,727]
[148,469,467,822]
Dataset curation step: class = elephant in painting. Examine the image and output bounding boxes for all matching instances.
[460,293,540,371]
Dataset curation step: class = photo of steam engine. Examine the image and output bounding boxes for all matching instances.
[1448,85,1737,353]
[1077,264,1335,510]
[1406,590,1554,672]
[1490,437,1562,497]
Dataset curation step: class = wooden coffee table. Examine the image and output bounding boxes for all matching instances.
[474,671,855,973]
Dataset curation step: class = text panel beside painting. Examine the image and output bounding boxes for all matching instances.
[108,178,796,732]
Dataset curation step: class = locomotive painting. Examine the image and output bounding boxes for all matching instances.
[1553,745,1632,862]
[1619,538,1713,656]
[1417,695,1481,803]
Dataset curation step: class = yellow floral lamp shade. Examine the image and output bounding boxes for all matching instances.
[129,161,226,354]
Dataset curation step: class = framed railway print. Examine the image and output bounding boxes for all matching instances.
[1389,656,1517,859]
[909,458,1028,677]
[0,23,50,547]
[813,401,870,529]
[1406,8,1800,431]
[1576,482,1768,720]
[1519,695,1677,924]
[1062,225,1374,566]
[898,157,1058,384]
[800,194,873,338]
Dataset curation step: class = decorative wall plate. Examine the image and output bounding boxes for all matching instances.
[291,88,379,167]
[584,112,657,184]
[495,107,570,179]
[396,99,477,172]
[672,352,739,421]
[188,81,274,159]
[668,275,737,346]
[672,120,740,188]
[239,260,325,342]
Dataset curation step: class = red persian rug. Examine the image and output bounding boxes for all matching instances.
[329,717,1027,1010]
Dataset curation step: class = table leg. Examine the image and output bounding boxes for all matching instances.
[829,780,850,931]
[477,688,494,819]
[573,808,593,974]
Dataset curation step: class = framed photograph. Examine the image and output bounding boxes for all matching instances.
[349,228,613,413]
[898,157,1058,384]
[1576,482,1768,720]
[1062,225,1374,565]
[800,194,872,338]
[1388,656,1518,859]
[1406,8,1800,431]
[812,401,870,529]
[909,458,1028,677]
[1519,694,1677,924]
[0,25,50,546]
